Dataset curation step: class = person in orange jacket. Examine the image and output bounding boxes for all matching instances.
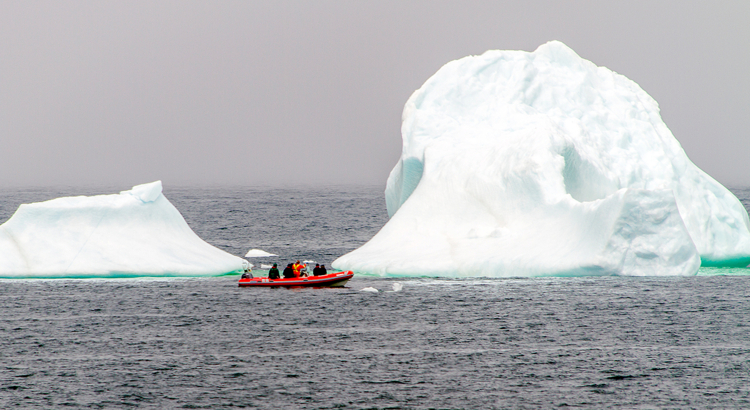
[292,260,306,278]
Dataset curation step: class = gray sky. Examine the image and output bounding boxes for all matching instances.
[1,1,749,188]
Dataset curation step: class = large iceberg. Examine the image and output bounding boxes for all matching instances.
[333,41,750,277]
[0,181,246,277]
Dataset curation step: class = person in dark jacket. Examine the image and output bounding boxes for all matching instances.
[312,264,322,276]
[268,263,280,279]
[282,263,295,279]
[320,265,327,275]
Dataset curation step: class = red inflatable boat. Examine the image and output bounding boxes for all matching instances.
[238,271,354,288]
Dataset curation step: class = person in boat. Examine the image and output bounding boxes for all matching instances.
[268,263,280,279]
[320,265,327,275]
[283,263,295,279]
[312,264,322,276]
[240,265,253,279]
[292,260,306,278]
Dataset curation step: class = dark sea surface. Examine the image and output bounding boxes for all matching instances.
[1,185,750,409]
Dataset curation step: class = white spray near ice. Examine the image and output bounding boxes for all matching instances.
[359,283,403,293]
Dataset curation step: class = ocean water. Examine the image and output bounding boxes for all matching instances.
[1,185,750,409]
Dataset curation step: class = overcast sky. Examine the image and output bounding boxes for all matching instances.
[1,1,749,188]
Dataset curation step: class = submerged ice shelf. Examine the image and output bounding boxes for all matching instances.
[333,41,750,277]
[0,181,246,278]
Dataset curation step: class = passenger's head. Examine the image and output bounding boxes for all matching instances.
[321,265,325,268]
[296,260,300,264]
[273,263,277,267]
[315,264,319,267]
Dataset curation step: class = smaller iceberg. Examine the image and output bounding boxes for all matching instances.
[244,249,277,257]
[0,181,246,278]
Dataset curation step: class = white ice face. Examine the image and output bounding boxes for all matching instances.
[334,41,750,277]
[0,181,246,277]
